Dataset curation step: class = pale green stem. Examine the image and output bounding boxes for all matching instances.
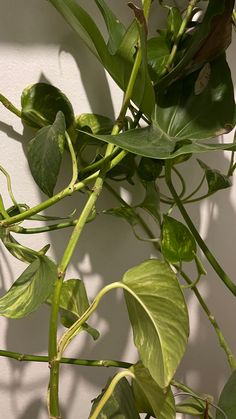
[65,131,78,187]
[0,93,22,118]
[0,165,20,209]
[162,0,198,75]
[90,370,135,419]
[0,349,131,368]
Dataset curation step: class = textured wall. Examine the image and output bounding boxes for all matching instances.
[0,1,235,418]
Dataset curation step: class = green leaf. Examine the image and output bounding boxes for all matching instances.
[0,256,56,318]
[47,279,99,340]
[89,377,140,419]
[132,362,175,418]
[103,207,139,228]
[216,371,236,419]
[176,396,214,418]
[197,159,232,194]
[167,7,182,41]
[76,113,113,135]
[48,0,108,61]
[161,215,196,263]
[138,181,161,224]
[147,36,170,83]
[137,157,163,181]
[107,153,136,183]
[27,111,66,197]
[95,0,126,54]
[21,83,74,128]
[156,0,229,90]
[155,54,236,141]
[122,259,189,387]
[49,0,155,117]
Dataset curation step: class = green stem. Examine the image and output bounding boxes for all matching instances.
[10,220,79,234]
[0,349,131,368]
[165,161,236,296]
[48,24,146,415]
[90,370,135,419]
[65,131,78,187]
[58,282,123,356]
[182,173,205,202]
[0,165,20,209]
[161,0,198,75]
[0,173,97,228]
[4,241,41,257]
[0,195,10,219]
[0,93,22,118]
[180,270,236,370]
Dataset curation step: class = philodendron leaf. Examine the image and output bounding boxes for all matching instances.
[89,377,140,419]
[0,256,56,318]
[47,279,99,340]
[155,54,236,141]
[197,159,232,194]
[132,362,175,419]
[161,215,197,263]
[27,111,66,197]
[95,0,126,55]
[122,259,189,388]
[216,371,236,419]
[21,82,74,128]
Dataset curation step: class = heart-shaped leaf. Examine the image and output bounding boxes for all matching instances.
[197,159,232,194]
[21,82,74,128]
[132,362,175,418]
[0,256,56,318]
[155,54,236,141]
[161,215,197,263]
[122,259,189,387]
[27,111,66,197]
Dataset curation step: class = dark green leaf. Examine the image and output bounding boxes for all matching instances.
[27,111,66,197]
[0,256,56,318]
[107,153,136,183]
[47,279,99,340]
[137,157,163,181]
[198,159,232,194]
[147,36,170,82]
[122,259,189,387]
[132,362,175,418]
[48,0,108,61]
[103,207,139,228]
[82,122,236,161]
[95,0,126,54]
[138,181,161,224]
[76,113,113,134]
[161,215,196,263]
[167,7,182,41]
[216,371,236,419]
[156,0,229,90]
[21,83,74,128]
[89,377,140,418]
[155,55,236,141]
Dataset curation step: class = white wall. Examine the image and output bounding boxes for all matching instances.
[0,1,235,418]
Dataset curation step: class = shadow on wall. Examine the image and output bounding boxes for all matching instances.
[0,1,235,418]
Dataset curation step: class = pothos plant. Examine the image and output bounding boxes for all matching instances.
[0,0,236,418]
